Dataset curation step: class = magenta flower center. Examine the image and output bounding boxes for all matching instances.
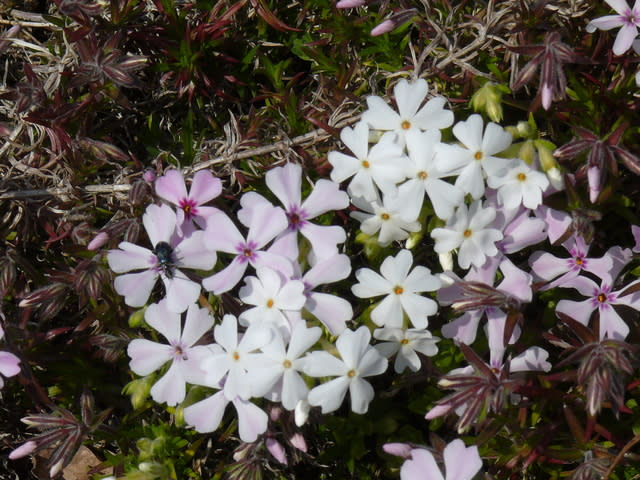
[287,206,308,231]
[623,9,640,25]
[179,198,199,221]
[235,241,258,263]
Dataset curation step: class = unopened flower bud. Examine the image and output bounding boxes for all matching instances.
[87,231,109,251]
[266,438,287,465]
[382,442,413,459]
[470,82,504,123]
[515,139,535,165]
[536,140,559,172]
[438,252,453,272]
[336,0,366,7]
[546,167,564,191]
[8,441,36,460]
[294,400,310,427]
[143,169,157,183]
[289,432,307,452]
[128,180,150,206]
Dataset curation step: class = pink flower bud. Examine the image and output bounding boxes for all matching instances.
[370,19,395,36]
[383,442,413,459]
[289,433,307,453]
[87,232,109,251]
[9,441,36,460]
[336,0,365,7]
[266,438,287,465]
[143,169,157,183]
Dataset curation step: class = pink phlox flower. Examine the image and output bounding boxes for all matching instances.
[586,0,640,55]
[127,300,217,406]
[350,191,421,246]
[199,314,273,401]
[438,258,530,348]
[183,390,268,442]
[292,253,353,335]
[303,326,388,414]
[398,128,464,221]
[155,169,222,236]
[373,327,439,373]
[400,439,483,480]
[0,325,20,389]
[201,204,291,294]
[431,200,504,270]
[529,235,614,290]
[107,203,216,312]
[238,267,307,340]
[328,121,409,202]
[246,323,322,410]
[492,205,547,256]
[238,163,349,260]
[361,78,454,147]
[535,205,573,244]
[435,114,513,200]
[352,249,441,329]
[556,246,637,340]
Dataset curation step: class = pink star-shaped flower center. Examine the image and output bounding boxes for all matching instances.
[178,198,199,221]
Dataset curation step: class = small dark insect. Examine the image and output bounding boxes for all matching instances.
[154,241,175,279]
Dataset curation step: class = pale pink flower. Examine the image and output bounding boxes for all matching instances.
[586,0,640,55]
[155,169,222,236]
[107,203,215,312]
[400,439,483,480]
[127,300,216,406]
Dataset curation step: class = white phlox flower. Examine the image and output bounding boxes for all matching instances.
[328,121,409,202]
[399,128,464,221]
[303,326,388,414]
[199,314,273,401]
[351,249,441,329]
[361,78,454,146]
[238,267,307,339]
[487,160,550,210]
[431,200,504,269]
[350,192,421,246]
[373,327,440,373]
[247,323,322,410]
[436,114,513,199]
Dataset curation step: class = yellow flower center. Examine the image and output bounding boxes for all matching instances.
[418,171,428,180]
[361,160,370,169]
[347,369,357,378]
[400,338,409,345]
[401,120,411,130]
[474,151,483,160]
[394,286,404,295]
[266,299,274,308]
[381,213,390,220]
[517,172,527,182]
[463,229,472,237]
[232,351,240,361]
[283,359,292,369]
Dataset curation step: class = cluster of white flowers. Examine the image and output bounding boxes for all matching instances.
[328,78,552,271]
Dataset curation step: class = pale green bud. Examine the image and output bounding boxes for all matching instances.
[470,82,504,123]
